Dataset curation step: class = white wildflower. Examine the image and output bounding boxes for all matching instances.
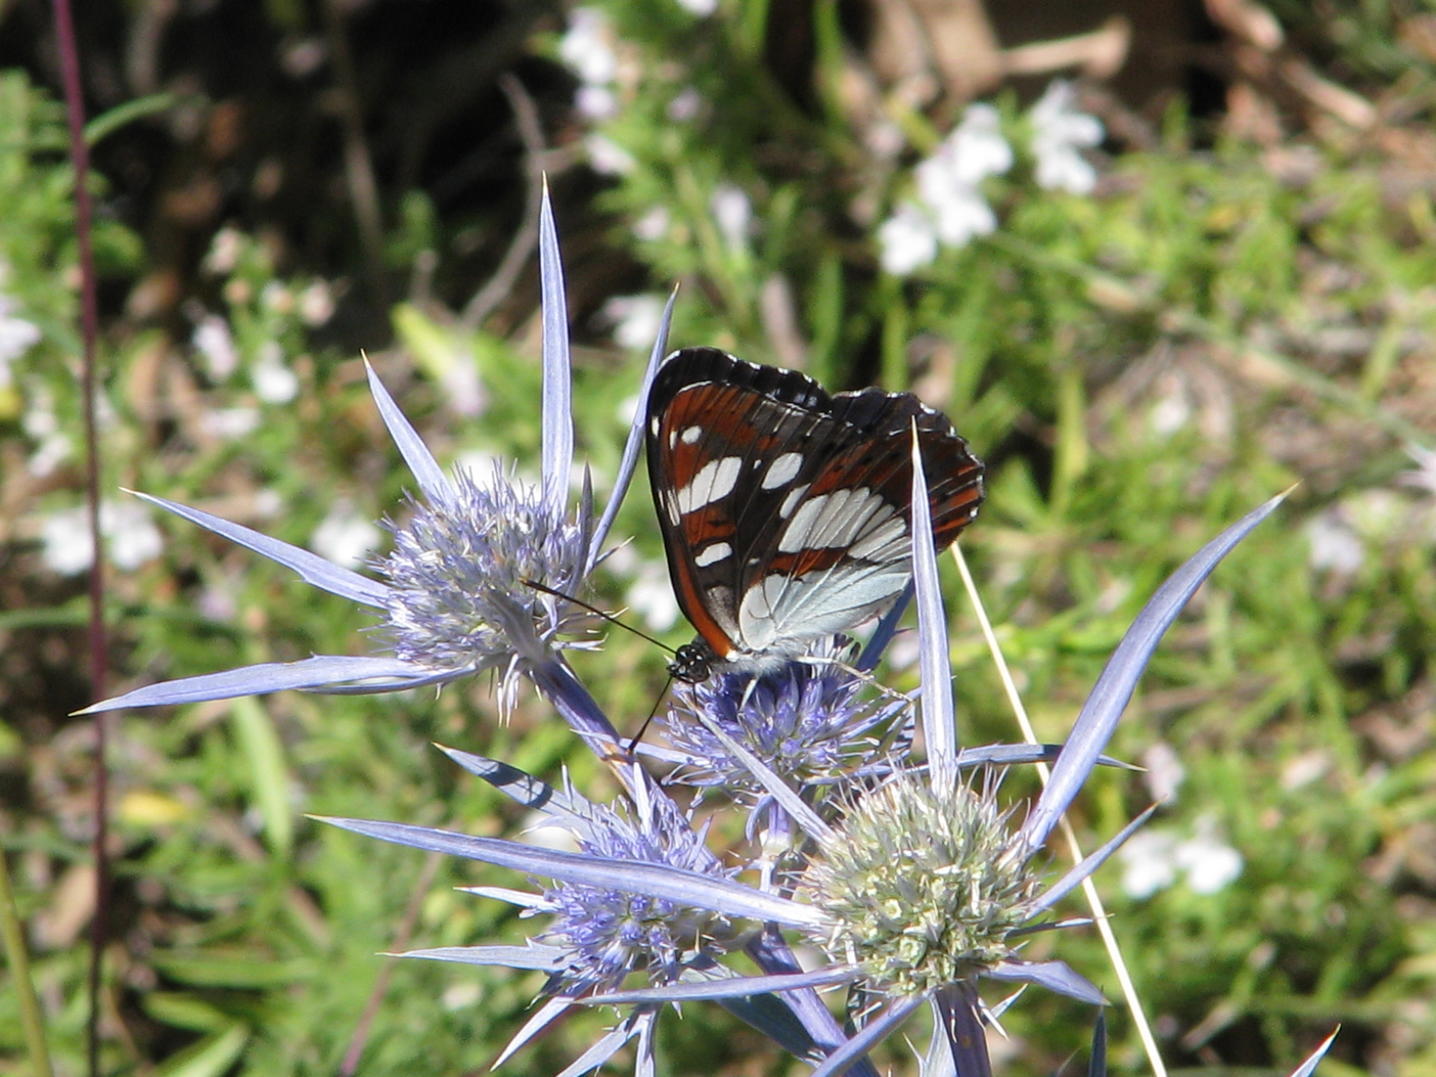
[943,103,1014,184]
[615,392,641,427]
[1029,80,1103,194]
[1141,741,1186,803]
[602,294,666,351]
[260,281,294,316]
[1149,390,1192,435]
[558,8,617,86]
[882,102,1013,273]
[627,564,680,631]
[710,184,752,248]
[312,503,383,568]
[1173,817,1242,895]
[667,87,703,122]
[575,84,618,120]
[633,206,671,242]
[877,203,939,275]
[585,133,636,176]
[251,344,299,403]
[42,507,95,576]
[42,501,165,575]
[203,228,244,275]
[1304,509,1363,574]
[928,182,998,247]
[0,295,41,380]
[1118,829,1180,899]
[193,315,239,380]
[207,407,261,439]
[28,431,71,477]
[298,281,335,326]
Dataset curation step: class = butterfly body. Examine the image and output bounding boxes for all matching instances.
[645,348,984,682]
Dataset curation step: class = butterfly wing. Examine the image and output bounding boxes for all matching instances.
[646,349,820,661]
[646,348,984,666]
[730,384,984,653]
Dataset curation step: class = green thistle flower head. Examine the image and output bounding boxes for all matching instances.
[802,772,1040,998]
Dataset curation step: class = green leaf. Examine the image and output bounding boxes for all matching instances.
[85,94,184,145]
[155,1023,250,1077]
[232,696,293,856]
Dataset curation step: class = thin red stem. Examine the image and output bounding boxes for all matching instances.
[50,2,109,1073]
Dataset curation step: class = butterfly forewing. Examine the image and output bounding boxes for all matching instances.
[646,347,984,674]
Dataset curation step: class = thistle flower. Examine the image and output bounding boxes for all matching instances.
[659,637,911,800]
[802,771,1040,997]
[327,431,1284,1074]
[81,189,673,733]
[542,788,737,996]
[319,749,804,1076]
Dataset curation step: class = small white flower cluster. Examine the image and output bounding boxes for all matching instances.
[559,8,710,177]
[192,313,299,406]
[560,7,622,123]
[601,294,667,351]
[1303,475,1436,579]
[879,103,1012,275]
[1118,815,1243,899]
[311,502,382,569]
[560,0,716,117]
[1028,81,1104,195]
[41,500,165,576]
[0,293,41,383]
[191,228,336,411]
[878,81,1104,276]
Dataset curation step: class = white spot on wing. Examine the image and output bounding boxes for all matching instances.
[782,565,909,632]
[760,451,804,490]
[848,515,908,560]
[779,493,831,551]
[693,541,732,568]
[736,562,910,652]
[777,487,894,552]
[680,425,703,444]
[675,456,743,514]
[778,483,810,519]
[736,576,785,649]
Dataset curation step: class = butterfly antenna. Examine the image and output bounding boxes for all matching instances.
[521,578,684,754]
[627,672,674,755]
[520,578,678,655]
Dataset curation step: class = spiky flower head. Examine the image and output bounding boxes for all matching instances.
[543,792,738,995]
[79,188,677,738]
[802,771,1040,998]
[378,461,591,711]
[661,639,910,797]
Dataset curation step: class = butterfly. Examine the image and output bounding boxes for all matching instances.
[645,347,985,683]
